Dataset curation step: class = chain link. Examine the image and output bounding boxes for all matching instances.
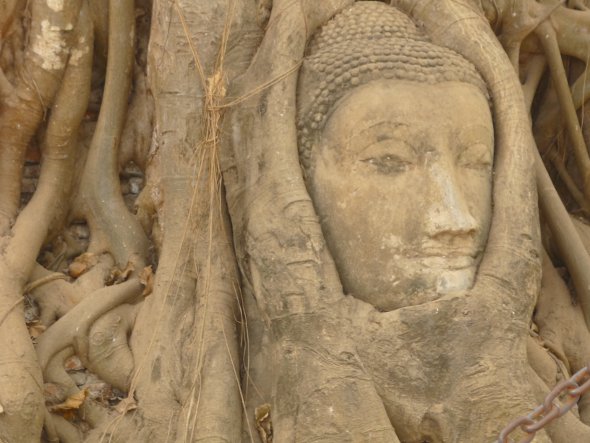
[498,363,590,442]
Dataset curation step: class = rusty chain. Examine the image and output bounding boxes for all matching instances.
[498,363,590,442]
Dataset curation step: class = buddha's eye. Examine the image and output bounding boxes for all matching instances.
[457,143,492,170]
[360,154,412,175]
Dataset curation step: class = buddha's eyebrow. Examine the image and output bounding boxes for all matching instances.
[356,121,409,135]
[455,124,494,145]
[348,120,419,155]
[346,121,412,150]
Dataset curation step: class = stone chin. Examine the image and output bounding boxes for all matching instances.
[435,266,477,294]
[339,255,480,312]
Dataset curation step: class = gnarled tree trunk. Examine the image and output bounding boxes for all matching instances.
[2,0,590,442]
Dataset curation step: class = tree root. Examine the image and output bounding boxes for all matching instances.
[24,273,69,294]
[45,348,77,396]
[44,408,60,442]
[3,0,92,279]
[534,250,590,424]
[0,3,92,440]
[0,0,82,235]
[0,282,45,443]
[546,146,590,215]
[43,346,119,443]
[118,72,153,172]
[82,406,139,443]
[526,14,590,326]
[536,147,590,326]
[522,54,547,110]
[77,0,148,269]
[41,347,120,439]
[532,9,590,196]
[27,256,114,328]
[48,413,82,443]
[3,0,590,441]
[552,4,590,60]
[535,20,590,201]
[85,303,137,391]
[36,278,143,374]
[494,0,561,71]
[88,0,108,65]
[0,0,25,40]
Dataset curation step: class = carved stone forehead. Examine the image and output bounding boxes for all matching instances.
[297,1,489,169]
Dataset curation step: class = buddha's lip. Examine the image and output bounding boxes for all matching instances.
[419,245,478,257]
[420,255,475,270]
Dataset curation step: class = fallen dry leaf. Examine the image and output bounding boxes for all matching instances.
[110,261,135,284]
[255,403,273,443]
[49,389,88,415]
[69,252,98,278]
[139,266,154,296]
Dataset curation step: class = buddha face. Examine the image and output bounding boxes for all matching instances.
[307,80,494,311]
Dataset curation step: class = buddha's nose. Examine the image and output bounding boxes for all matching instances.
[424,168,478,241]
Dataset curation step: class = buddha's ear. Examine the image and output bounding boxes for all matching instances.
[391,0,541,308]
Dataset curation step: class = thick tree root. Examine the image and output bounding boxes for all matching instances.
[536,21,590,201]
[522,54,547,110]
[76,0,148,269]
[535,148,590,326]
[0,0,82,235]
[0,281,45,443]
[28,254,114,327]
[49,413,82,443]
[2,0,590,441]
[45,348,77,398]
[534,251,590,422]
[85,304,137,391]
[36,278,142,375]
[0,3,91,440]
[3,0,92,280]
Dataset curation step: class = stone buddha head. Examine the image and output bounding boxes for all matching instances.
[297,1,494,311]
